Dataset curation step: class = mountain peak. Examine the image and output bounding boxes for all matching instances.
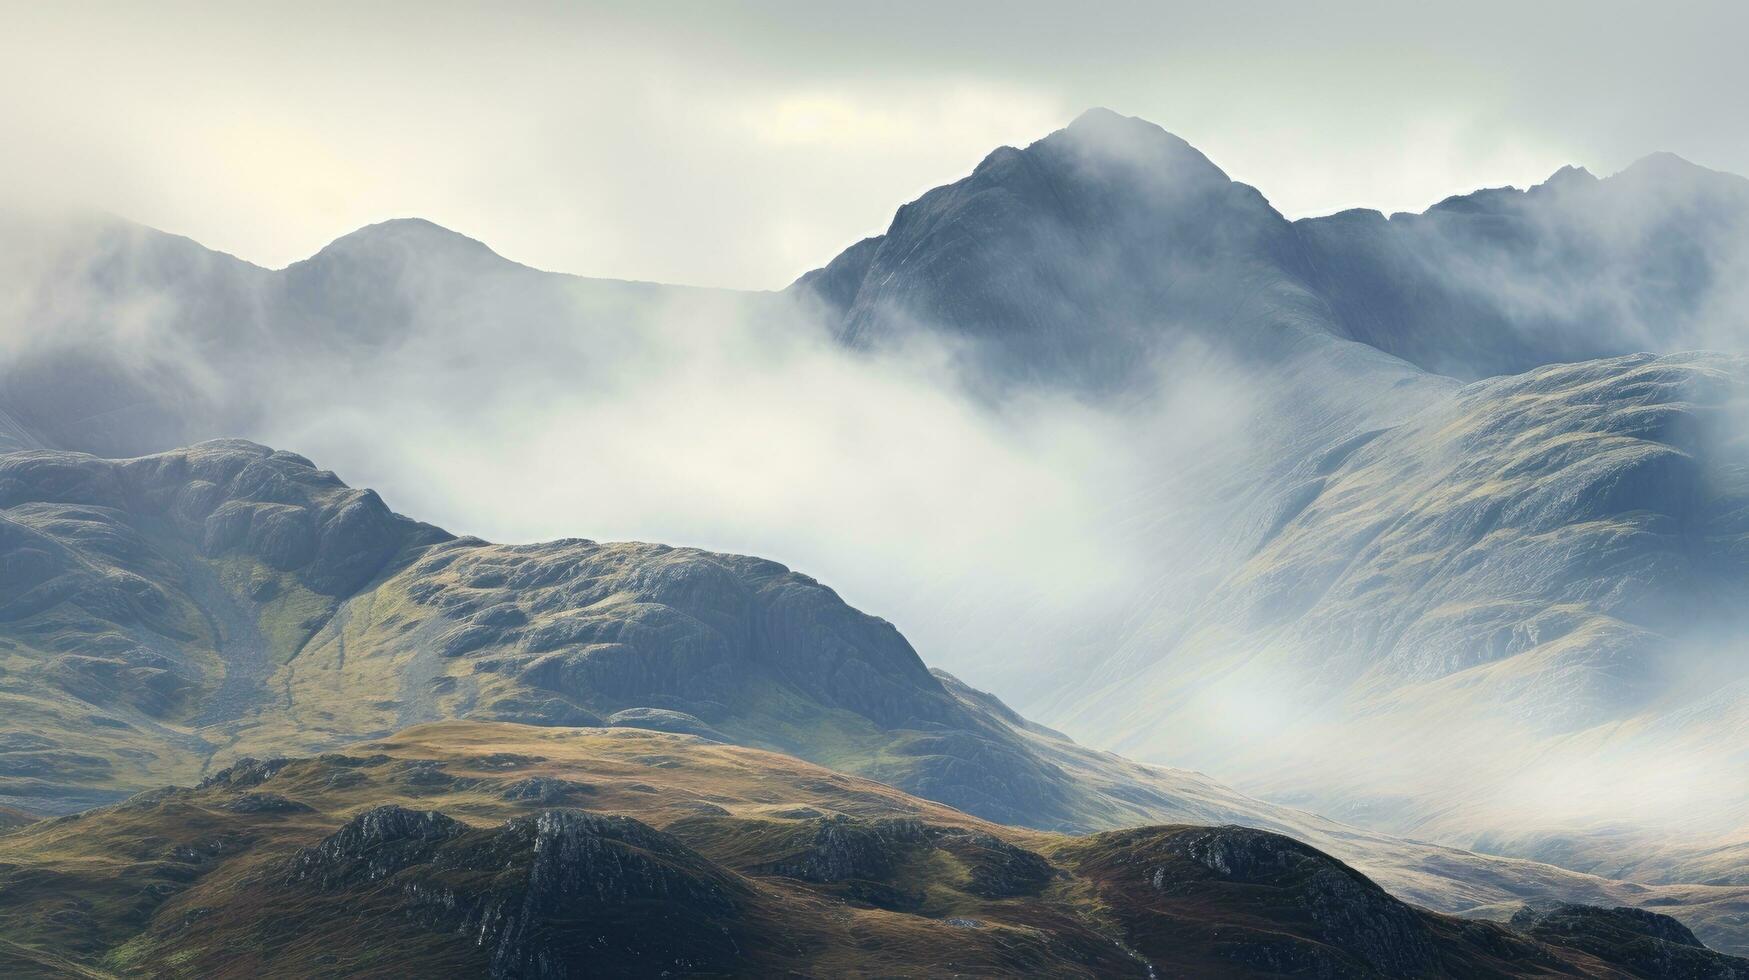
[1538,164,1597,189]
[1620,150,1707,177]
[1063,105,1145,133]
[1610,151,1749,192]
[296,217,508,271]
[1046,107,1226,180]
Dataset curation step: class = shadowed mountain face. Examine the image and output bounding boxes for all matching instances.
[794,108,1336,391]
[3,721,1745,979]
[795,109,1749,388]
[1296,155,1749,379]
[15,112,1744,462]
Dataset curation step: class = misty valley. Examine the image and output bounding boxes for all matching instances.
[4,106,1749,978]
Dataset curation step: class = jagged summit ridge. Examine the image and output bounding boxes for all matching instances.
[792,107,1319,391]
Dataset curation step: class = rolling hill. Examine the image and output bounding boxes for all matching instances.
[2,720,1744,978]
[6,439,1749,954]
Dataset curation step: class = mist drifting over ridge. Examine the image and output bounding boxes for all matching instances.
[7,109,1749,881]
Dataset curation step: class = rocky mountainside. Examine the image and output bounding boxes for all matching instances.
[7,439,1749,952]
[794,108,1749,388]
[788,110,1749,870]
[8,109,1749,963]
[3,720,1744,979]
[1295,153,1749,379]
[793,107,1336,392]
[1050,352,1749,873]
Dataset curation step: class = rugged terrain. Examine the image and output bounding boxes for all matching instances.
[7,438,1749,954]
[1054,351,1749,866]
[798,108,1749,388]
[6,106,1749,970]
[789,109,1749,871]
[2,720,1745,979]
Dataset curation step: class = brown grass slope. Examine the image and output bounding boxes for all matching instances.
[0,721,1744,979]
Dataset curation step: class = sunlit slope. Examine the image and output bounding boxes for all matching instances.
[3,720,1746,978]
[0,438,1380,836]
[1061,353,1749,861]
[0,440,1087,828]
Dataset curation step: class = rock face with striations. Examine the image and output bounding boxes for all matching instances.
[286,805,748,979]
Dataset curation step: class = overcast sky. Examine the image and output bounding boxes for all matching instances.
[3,0,1744,289]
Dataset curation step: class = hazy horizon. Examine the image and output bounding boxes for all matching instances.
[6,0,1747,289]
[28,128,1734,292]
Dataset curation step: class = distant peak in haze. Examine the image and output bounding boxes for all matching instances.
[961,108,1228,190]
[1539,164,1598,189]
[1060,106,1186,144]
[1053,107,1229,179]
[1617,150,1721,181]
[1397,150,1735,220]
[293,217,510,271]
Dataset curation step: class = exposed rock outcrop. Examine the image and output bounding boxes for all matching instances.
[1512,903,1749,979]
[287,805,747,979]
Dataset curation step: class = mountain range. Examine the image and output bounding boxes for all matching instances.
[5,107,1749,974]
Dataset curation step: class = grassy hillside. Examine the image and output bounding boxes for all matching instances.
[6,439,1749,954]
[2,720,1742,979]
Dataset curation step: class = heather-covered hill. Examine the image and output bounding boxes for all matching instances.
[3,721,1742,978]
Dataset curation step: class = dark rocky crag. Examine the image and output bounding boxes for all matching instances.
[285,805,749,978]
[1512,904,1749,980]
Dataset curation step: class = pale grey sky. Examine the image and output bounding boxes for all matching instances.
[3,0,1744,288]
